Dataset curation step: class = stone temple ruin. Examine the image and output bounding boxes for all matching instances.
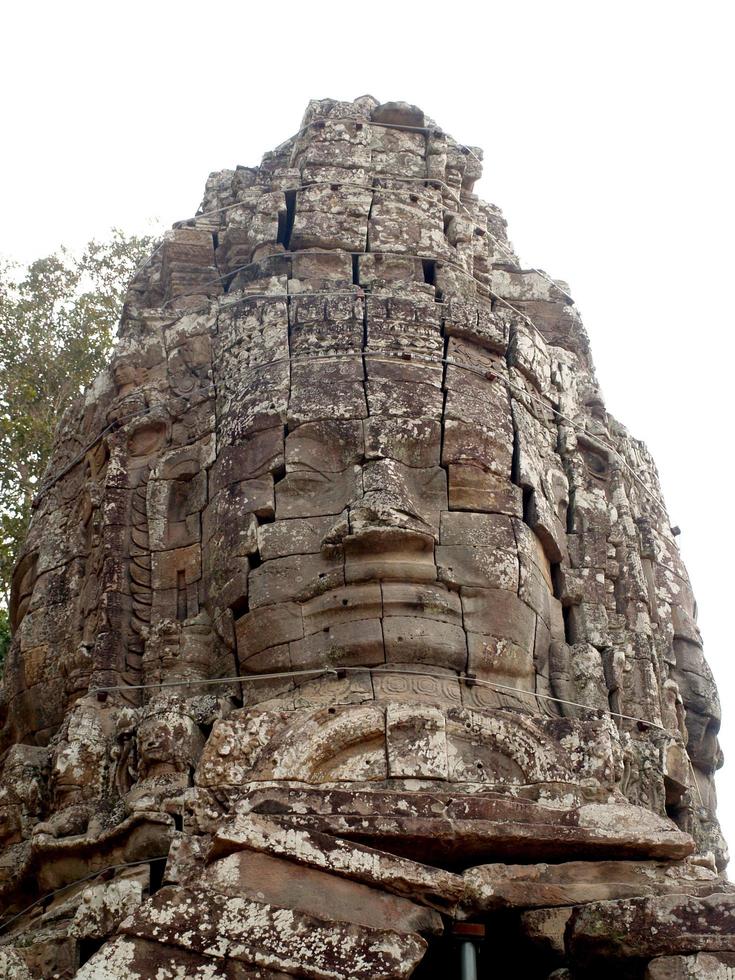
[0,96,731,978]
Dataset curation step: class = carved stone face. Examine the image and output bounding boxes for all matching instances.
[0,97,726,899]
[209,298,561,709]
[136,705,204,782]
[0,747,48,847]
[136,717,181,779]
[49,703,109,808]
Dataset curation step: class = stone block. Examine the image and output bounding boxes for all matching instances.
[248,553,345,608]
[301,582,382,635]
[231,787,694,864]
[368,188,445,256]
[442,418,513,477]
[289,617,385,670]
[344,528,437,584]
[151,544,202,591]
[276,464,361,519]
[520,906,572,958]
[121,885,427,979]
[209,812,466,914]
[236,603,304,660]
[257,515,335,560]
[360,459,447,538]
[363,417,441,467]
[76,933,286,978]
[437,544,519,592]
[209,428,285,493]
[462,860,733,912]
[290,184,372,252]
[568,893,735,964]
[446,464,523,515]
[646,954,735,979]
[366,378,444,419]
[460,588,536,647]
[383,616,467,671]
[371,664,463,707]
[289,367,368,424]
[466,632,535,695]
[203,848,442,934]
[381,581,462,624]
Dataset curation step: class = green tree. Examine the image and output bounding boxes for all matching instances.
[0,230,156,650]
[0,608,9,669]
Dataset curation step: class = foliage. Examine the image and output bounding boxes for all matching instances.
[0,608,9,671]
[0,229,156,616]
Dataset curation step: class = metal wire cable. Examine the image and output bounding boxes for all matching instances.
[91,662,705,805]
[0,857,166,935]
[0,113,701,939]
[89,663,670,734]
[0,667,699,933]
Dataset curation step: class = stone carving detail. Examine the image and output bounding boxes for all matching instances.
[0,97,728,978]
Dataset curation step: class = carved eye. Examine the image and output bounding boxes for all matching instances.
[580,443,610,480]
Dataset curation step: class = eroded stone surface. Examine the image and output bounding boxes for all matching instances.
[646,954,735,979]
[463,859,733,911]
[0,95,727,978]
[568,894,735,963]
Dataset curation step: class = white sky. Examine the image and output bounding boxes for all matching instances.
[2,0,734,852]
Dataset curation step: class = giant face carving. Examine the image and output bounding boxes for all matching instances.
[222,312,549,707]
[2,95,726,913]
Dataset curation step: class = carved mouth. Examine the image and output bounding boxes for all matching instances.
[341,527,438,586]
[236,567,468,679]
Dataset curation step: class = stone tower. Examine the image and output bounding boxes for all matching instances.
[0,97,731,979]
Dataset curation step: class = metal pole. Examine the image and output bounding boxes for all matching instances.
[453,922,485,980]
[460,938,478,980]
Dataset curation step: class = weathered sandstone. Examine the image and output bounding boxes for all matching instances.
[0,96,727,978]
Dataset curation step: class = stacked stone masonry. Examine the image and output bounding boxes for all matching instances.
[0,97,729,978]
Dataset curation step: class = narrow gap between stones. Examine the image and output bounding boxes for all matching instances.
[176,570,187,621]
[550,561,563,603]
[438,317,450,478]
[278,190,298,250]
[510,415,522,488]
[562,604,573,645]
[271,461,287,486]
[148,857,167,895]
[365,192,375,253]
[521,486,533,525]
[361,268,369,387]
[566,487,576,533]
[230,595,249,620]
